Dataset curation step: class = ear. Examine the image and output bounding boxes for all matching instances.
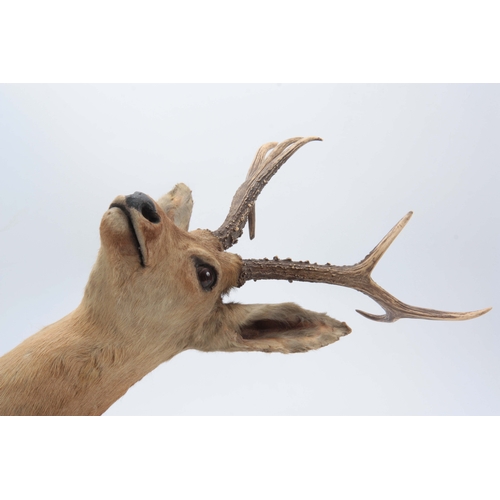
[157,183,193,231]
[201,302,351,354]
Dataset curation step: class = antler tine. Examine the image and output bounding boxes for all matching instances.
[239,212,492,323]
[355,211,414,273]
[213,136,322,249]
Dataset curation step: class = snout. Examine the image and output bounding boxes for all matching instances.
[106,191,162,268]
[125,192,161,224]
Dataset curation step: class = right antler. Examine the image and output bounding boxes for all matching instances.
[213,136,322,249]
[214,136,491,323]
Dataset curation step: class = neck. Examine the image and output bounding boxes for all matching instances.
[0,304,181,416]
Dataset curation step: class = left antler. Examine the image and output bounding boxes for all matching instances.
[214,136,492,323]
[238,211,491,322]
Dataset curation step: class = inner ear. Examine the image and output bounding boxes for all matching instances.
[157,183,193,231]
[240,317,318,340]
[231,303,352,354]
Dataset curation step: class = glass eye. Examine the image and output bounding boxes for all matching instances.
[196,262,217,291]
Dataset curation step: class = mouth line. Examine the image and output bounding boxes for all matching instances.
[109,203,145,267]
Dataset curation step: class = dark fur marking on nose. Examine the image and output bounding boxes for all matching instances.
[125,192,160,224]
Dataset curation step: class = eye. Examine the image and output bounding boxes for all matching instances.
[195,262,218,291]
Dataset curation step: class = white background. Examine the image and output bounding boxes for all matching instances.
[0,84,497,415]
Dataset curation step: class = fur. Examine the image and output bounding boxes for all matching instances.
[0,186,350,415]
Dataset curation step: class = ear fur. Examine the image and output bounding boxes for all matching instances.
[157,183,193,231]
[205,302,351,354]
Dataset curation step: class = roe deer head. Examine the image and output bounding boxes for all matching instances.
[0,137,491,415]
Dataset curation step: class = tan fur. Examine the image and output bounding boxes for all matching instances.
[2,134,487,415]
[0,187,350,416]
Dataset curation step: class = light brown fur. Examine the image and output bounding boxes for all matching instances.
[4,136,483,416]
[0,184,350,415]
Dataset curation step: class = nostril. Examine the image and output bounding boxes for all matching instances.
[141,204,160,223]
[125,191,161,224]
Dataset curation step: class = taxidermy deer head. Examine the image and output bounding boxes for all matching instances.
[0,137,491,415]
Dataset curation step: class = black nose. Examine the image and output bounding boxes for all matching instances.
[125,192,160,224]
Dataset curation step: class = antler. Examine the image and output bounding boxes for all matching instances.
[213,136,322,249]
[214,136,491,323]
[238,212,491,323]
